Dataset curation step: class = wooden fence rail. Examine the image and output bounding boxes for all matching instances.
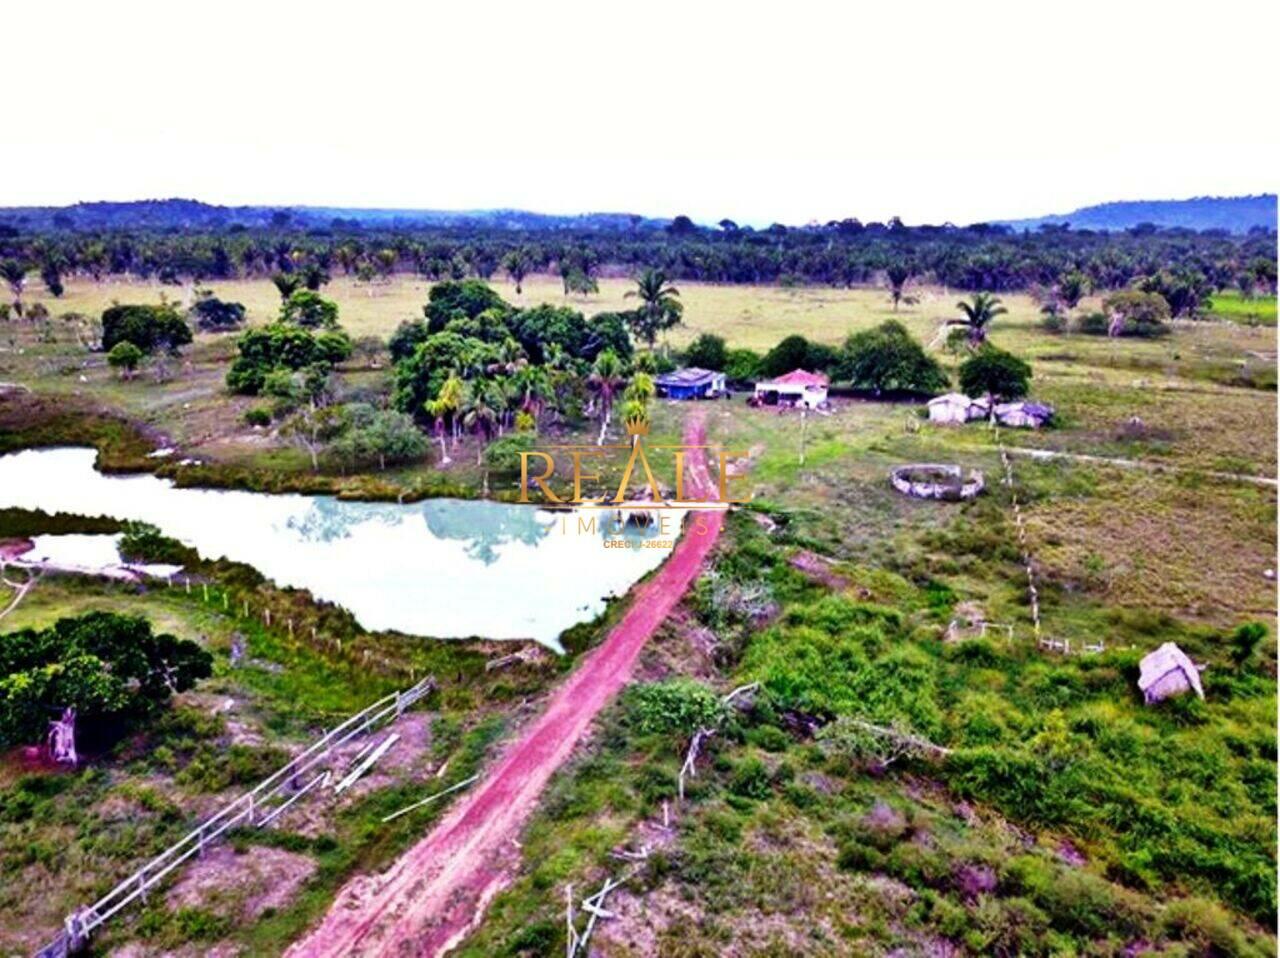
[33,676,435,957]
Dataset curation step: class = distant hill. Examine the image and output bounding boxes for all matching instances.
[999,194,1276,234]
[1,194,1275,235]
[0,198,667,232]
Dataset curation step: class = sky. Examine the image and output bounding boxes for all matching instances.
[4,0,1277,226]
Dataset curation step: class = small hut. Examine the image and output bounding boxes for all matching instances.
[995,401,1054,429]
[1137,642,1204,704]
[927,393,990,424]
[655,367,726,400]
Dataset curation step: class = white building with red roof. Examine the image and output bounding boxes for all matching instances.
[753,369,829,409]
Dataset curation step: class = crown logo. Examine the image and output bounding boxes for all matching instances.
[624,416,650,437]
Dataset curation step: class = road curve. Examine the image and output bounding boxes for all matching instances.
[286,411,725,957]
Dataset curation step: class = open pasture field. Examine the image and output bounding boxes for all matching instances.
[2,270,1276,957]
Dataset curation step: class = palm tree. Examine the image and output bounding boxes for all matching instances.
[271,272,302,301]
[486,338,528,378]
[461,382,501,465]
[426,373,465,464]
[625,370,655,404]
[625,269,683,348]
[502,248,532,295]
[587,349,628,444]
[885,263,917,311]
[948,292,1007,346]
[512,365,553,426]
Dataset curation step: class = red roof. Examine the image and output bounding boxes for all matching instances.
[767,369,829,387]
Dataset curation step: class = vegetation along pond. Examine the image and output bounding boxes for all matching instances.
[0,447,681,648]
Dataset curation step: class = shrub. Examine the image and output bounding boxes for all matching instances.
[119,521,196,564]
[243,406,272,427]
[724,348,763,382]
[484,433,539,475]
[625,680,726,737]
[729,756,771,799]
[106,340,144,379]
[1103,289,1171,337]
[189,295,246,332]
[1075,311,1110,335]
[958,346,1032,399]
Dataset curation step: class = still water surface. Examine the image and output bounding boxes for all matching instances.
[0,447,681,648]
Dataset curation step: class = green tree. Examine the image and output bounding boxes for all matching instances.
[226,324,351,395]
[271,272,303,301]
[1138,269,1212,318]
[587,348,628,436]
[760,334,833,378]
[40,257,65,298]
[947,292,1008,347]
[0,259,27,316]
[1102,289,1171,337]
[280,289,339,328]
[958,346,1032,400]
[684,333,728,371]
[331,404,428,471]
[426,373,466,460]
[281,404,347,471]
[101,304,193,355]
[502,248,532,294]
[423,279,510,333]
[837,320,948,395]
[885,263,916,311]
[460,381,502,464]
[625,268,683,348]
[1058,270,1091,309]
[0,612,212,747]
[107,341,144,380]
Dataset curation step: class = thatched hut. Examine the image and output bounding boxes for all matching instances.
[1137,642,1204,704]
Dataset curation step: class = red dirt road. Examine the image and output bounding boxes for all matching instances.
[286,413,725,957]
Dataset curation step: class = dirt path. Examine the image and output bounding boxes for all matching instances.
[1002,445,1278,488]
[286,411,726,958]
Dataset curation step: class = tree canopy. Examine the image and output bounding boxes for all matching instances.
[837,320,948,395]
[101,303,193,354]
[0,612,212,747]
[958,346,1032,399]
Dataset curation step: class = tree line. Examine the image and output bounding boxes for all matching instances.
[0,217,1274,305]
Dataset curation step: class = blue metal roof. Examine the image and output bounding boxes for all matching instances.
[656,368,720,387]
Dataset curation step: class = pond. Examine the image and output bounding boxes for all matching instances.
[0,448,683,649]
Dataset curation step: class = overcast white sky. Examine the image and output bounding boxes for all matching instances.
[4,0,1276,225]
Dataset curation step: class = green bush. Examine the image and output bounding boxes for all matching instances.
[624,680,726,737]
[118,521,196,564]
[243,406,272,427]
[729,756,771,799]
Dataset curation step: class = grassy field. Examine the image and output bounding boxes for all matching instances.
[1,273,1276,956]
[0,551,590,956]
[455,513,1277,957]
[1212,289,1279,326]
